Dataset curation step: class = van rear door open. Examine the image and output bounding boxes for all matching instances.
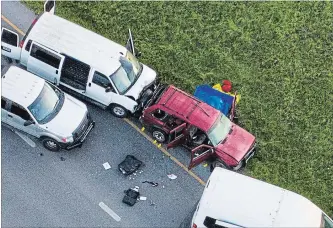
[1,28,21,61]
[27,42,64,85]
[44,0,56,14]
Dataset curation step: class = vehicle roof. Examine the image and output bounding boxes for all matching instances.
[2,66,45,108]
[27,12,125,75]
[156,85,220,132]
[193,168,323,227]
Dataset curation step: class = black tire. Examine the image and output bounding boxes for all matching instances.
[210,159,229,172]
[42,137,61,152]
[110,104,128,118]
[152,128,167,143]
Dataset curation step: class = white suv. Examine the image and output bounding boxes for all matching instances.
[1,66,95,151]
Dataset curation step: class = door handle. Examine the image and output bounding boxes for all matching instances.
[55,70,58,74]
[88,83,91,87]
[8,114,13,118]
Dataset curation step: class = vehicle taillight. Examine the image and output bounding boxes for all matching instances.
[19,40,24,48]
[192,223,197,228]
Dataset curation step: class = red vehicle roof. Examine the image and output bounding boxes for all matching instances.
[157,85,220,132]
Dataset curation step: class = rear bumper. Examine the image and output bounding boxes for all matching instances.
[62,120,95,150]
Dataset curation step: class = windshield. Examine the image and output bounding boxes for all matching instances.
[28,83,62,124]
[322,214,333,228]
[208,114,232,146]
[110,54,142,94]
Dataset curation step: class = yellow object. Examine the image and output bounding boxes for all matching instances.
[203,163,208,167]
[158,144,162,148]
[213,83,241,104]
[153,140,157,144]
[141,127,145,131]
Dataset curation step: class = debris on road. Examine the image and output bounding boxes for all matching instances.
[167,174,177,180]
[118,155,143,175]
[103,162,111,170]
[39,153,44,156]
[60,157,66,161]
[139,196,147,201]
[122,186,140,206]
[150,200,156,206]
[142,181,159,187]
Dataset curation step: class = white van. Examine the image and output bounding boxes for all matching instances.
[1,1,158,118]
[189,168,333,228]
[1,66,95,151]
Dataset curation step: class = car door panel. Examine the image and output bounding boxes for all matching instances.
[166,122,187,149]
[1,28,21,60]
[189,145,214,169]
[27,42,64,85]
[85,70,115,106]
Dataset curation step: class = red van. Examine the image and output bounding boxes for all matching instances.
[139,85,256,171]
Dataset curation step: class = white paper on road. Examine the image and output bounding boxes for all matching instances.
[98,202,121,222]
[167,174,177,180]
[14,131,36,148]
[103,162,111,170]
[139,196,147,201]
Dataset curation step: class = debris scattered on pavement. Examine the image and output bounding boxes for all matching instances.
[122,186,140,206]
[162,185,165,188]
[139,196,147,201]
[203,163,208,167]
[167,174,177,180]
[118,155,143,175]
[39,153,44,156]
[60,157,66,161]
[142,181,159,187]
[150,200,156,206]
[103,162,111,170]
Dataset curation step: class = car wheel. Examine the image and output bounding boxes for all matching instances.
[110,104,128,118]
[42,138,61,152]
[152,129,167,143]
[210,159,229,172]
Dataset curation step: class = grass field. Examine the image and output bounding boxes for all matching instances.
[24,1,333,215]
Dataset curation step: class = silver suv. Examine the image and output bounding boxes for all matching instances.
[1,66,95,151]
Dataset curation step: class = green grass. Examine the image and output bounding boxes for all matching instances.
[24,1,333,215]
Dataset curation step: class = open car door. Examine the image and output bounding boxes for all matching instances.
[44,0,55,14]
[125,29,141,58]
[1,28,21,61]
[229,91,237,122]
[27,41,64,85]
[166,122,187,149]
[188,145,214,169]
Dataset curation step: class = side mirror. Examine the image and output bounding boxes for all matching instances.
[105,87,112,93]
[136,51,142,58]
[24,120,35,126]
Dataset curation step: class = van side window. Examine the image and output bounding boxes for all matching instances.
[30,44,61,68]
[92,71,113,90]
[10,103,31,121]
[1,98,7,109]
[25,40,32,51]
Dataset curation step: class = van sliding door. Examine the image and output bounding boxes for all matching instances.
[27,42,64,85]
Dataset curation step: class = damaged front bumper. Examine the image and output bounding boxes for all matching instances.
[133,79,161,115]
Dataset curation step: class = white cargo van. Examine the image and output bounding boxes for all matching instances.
[1,1,158,118]
[1,66,95,151]
[189,168,333,228]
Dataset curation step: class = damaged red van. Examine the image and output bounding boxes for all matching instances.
[139,85,256,171]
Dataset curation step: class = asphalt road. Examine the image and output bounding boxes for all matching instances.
[1,1,211,227]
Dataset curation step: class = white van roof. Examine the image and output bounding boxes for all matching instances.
[2,66,45,108]
[27,12,126,75]
[193,168,324,228]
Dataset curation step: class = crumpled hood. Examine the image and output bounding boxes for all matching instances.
[216,124,255,162]
[125,64,157,100]
[41,94,87,137]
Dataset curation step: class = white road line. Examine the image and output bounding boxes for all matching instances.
[14,131,36,148]
[98,202,121,222]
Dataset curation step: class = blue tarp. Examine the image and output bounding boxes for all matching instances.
[194,84,234,116]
